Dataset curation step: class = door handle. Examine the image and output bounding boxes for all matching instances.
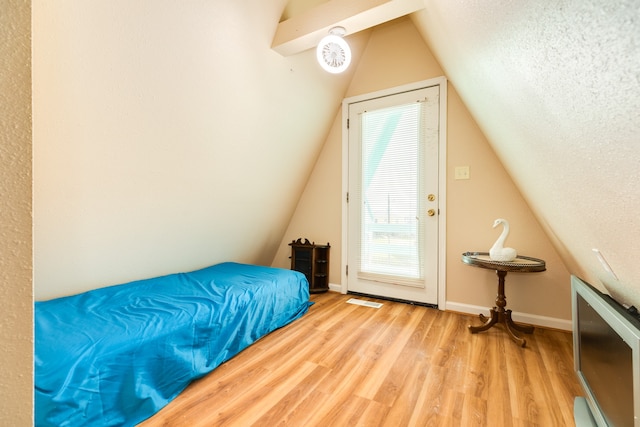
[427,209,436,217]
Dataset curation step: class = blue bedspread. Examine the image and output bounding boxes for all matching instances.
[35,262,311,426]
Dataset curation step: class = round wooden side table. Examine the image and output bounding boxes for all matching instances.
[461,251,546,347]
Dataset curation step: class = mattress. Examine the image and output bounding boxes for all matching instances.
[35,262,311,426]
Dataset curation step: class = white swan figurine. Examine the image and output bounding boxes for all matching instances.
[489,218,518,261]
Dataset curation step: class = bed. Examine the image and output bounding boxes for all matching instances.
[35,262,311,426]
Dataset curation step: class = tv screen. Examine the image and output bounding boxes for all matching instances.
[577,293,634,426]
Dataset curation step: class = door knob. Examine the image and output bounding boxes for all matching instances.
[427,209,436,217]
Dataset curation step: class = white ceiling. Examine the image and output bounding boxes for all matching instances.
[272,0,424,55]
[410,0,640,306]
[33,0,366,297]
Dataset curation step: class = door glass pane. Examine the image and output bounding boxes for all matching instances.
[360,102,424,280]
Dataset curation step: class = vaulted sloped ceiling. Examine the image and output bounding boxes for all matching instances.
[410,1,640,307]
[33,0,370,298]
[33,0,640,308]
[272,0,424,55]
[276,0,640,307]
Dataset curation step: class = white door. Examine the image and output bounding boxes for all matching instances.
[345,83,442,306]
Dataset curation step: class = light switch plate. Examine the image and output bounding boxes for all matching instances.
[455,166,470,180]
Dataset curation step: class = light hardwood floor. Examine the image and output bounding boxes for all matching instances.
[139,291,582,426]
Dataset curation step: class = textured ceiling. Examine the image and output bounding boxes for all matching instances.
[412,0,640,307]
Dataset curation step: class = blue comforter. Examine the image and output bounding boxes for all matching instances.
[35,262,311,426]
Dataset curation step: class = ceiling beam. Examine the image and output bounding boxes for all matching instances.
[272,0,425,56]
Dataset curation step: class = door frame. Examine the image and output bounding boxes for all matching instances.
[340,77,447,310]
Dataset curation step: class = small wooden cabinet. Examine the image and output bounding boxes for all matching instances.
[289,238,330,293]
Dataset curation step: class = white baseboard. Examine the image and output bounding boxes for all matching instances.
[328,283,342,293]
[321,286,571,331]
[445,301,572,331]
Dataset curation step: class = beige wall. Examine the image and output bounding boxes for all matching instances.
[0,0,33,424]
[273,18,571,325]
[32,1,364,301]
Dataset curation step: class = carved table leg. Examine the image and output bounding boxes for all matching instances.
[502,309,527,347]
[467,270,535,347]
[506,310,535,334]
[468,308,498,332]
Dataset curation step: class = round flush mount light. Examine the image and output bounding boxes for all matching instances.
[316,26,351,74]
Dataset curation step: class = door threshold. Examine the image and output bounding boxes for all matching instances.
[347,291,438,309]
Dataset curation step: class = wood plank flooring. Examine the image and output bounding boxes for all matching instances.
[139,292,582,426]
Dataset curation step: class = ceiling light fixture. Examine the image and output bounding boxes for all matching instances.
[316,26,351,74]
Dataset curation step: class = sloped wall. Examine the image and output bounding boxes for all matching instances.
[412,1,640,310]
[274,18,572,324]
[0,0,33,423]
[32,0,363,300]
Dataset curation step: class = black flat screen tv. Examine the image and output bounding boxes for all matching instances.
[572,275,640,426]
